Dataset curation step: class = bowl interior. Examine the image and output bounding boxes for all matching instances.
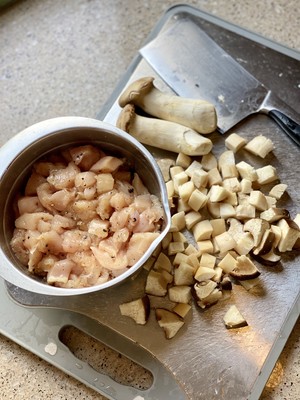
[0,122,170,295]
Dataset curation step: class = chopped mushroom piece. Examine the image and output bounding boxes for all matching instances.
[201,153,218,171]
[217,253,237,274]
[168,285,192,304]
[253,249,281,266]
[156,158,175,182]
[155,308,185,339]
[119,295,150,325]
[153,252,173,273]
[256,165,278,185]
[260,207,290,223]
[145,270,169,297]
[193,219,213,241]
[174,262,195,285]
[194,266,216,282]
[236,161,258,181]
[244,218,269,247]
[248,190,268,211]
[197,288,222,308]
[244,135,274,158]
[176,152,192,169]
[229,255,261,280]
[214,231,236,253]
[193,280,218,301]
[209,185,229,202]
[188,189,207,211]
[225,133,247,152]
[269,184,288,200]
[277,218,300,252]
[173,303,191,318]
[252,229,275,256]
[223,305,248,329]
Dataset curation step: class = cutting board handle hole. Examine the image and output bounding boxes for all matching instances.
[59,325,153,390]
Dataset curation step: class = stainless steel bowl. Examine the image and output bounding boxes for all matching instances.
[0,117,171,296]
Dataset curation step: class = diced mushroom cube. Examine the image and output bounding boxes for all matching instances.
[188,189,207,211]
[193,220,213,241]
[168,285,192,304]
[214,232,236,253]
[244,135,274,158]
[225,133,247,152]
[201,153,218,171]
[256,165,278,185]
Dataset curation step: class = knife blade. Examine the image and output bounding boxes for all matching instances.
[140,17,300,146]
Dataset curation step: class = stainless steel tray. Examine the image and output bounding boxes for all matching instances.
[1,4,299,400]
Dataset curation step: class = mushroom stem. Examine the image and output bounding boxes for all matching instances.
[117,104,213,156]
[118,77,217,134]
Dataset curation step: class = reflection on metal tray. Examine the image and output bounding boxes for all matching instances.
[1,4,300,400]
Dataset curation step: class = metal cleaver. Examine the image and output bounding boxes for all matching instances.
[140,18,300,146]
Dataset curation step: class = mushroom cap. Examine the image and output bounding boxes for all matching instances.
[229,255,261,280]
[118,77,155,107]
[116,103,136,132]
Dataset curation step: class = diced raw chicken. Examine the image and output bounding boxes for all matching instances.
[37,230,64,254]
[34,161,65,177]
[47,162,80,189]
[10,229,29,265]
[10,144,164,289]
[47,259,77,284]
[90,156,123,173]
[114,179,135,195]
[109,191,133,211]
[69,199,98,222]
[37,218,52,233]
[51,214,76,233]
[88,218,110,238]
[61,230,91,253]
[133,197,164,233]
[97,191,115,220]
[97,237,119,258]
[68,145,103,170]
[134,194,153,213]
[82,186,97,200]
[17,196,44,215]
[74,171,97,189]
[67,250,101,286]
[91,246,128,270]
[50,188,76,211]
[67,251,96,273]
[112,228,130,250]
[35,255,59,276]
[23,230,40,251]
[15,212,53,230]
[95,270,110,284]
[28,246,43,272]
[132,211,156,233]
[37,182,76,212]
[24,172,47,196]
[127,232,160,266]
[109,206,139,232]
[132,173,149,195]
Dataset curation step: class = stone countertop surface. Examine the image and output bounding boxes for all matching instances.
[0,0,299,399]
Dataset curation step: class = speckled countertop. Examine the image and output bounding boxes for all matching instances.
[0,0,299,399]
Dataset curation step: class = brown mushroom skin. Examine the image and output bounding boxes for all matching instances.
[251,251,281,267]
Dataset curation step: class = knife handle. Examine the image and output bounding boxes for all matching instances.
[269,110,300,147]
